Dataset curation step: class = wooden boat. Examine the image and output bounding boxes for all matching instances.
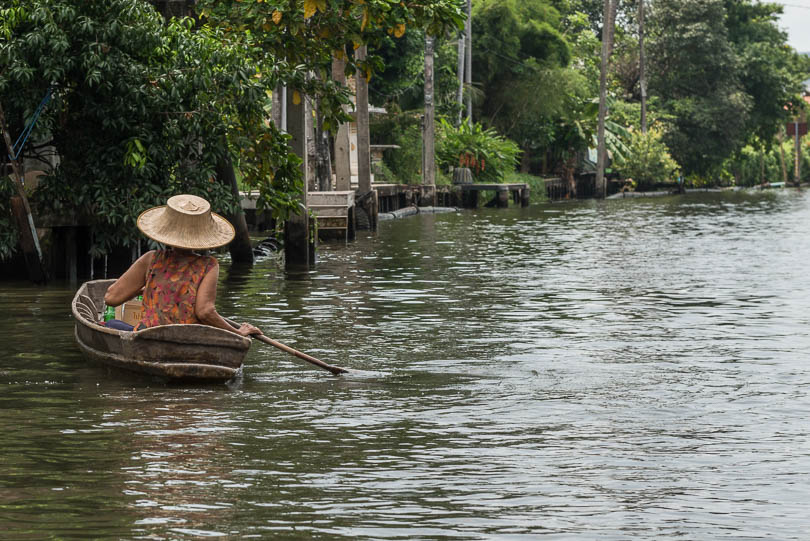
[71,279,251,383]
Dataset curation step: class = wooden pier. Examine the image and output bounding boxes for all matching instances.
[374,182,530,212]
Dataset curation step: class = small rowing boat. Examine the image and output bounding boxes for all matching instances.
[71,279,251,383]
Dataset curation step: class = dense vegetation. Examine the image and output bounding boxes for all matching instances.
[371,0,809,188]
[0,0,808,263]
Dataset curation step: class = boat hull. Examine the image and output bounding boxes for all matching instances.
[72,280,251,383]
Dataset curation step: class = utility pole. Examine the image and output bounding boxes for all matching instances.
[595,0,617,199]
[423,35,436,188]
[465,0,472,126]
[639,0,647,134]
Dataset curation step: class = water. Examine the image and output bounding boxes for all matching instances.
[2,190,810,539]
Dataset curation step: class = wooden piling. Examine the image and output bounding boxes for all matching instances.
[497,187,509,208]
[284,87,313,267]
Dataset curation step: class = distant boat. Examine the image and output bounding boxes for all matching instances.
[71,279,251,383]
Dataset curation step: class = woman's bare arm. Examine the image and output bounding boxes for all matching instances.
[195,260,261,337]
[104,251,154,307]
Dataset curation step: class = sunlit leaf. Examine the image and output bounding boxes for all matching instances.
[304,0,317,19]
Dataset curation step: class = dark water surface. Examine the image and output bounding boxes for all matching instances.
[2,191,810,539]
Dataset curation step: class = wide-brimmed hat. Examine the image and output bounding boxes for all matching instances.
[137,194,235,250]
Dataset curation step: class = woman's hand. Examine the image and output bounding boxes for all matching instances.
[236,322,262,337]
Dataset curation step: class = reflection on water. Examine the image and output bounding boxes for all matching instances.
[2,191,810,538]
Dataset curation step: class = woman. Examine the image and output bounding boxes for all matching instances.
[103,194,260,338]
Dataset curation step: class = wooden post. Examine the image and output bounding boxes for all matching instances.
[355,45,377,230]
[284,88,312,268]
[497,187,509,208]
[423,35,436,189]
[0,103,47,283]
[355,45,372,195]
[521,186,530,207]
[465,0,472,126]
[332,54,352,191]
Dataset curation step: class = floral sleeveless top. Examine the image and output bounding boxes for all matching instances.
[136,250,216,329]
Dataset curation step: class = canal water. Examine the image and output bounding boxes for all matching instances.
[2,190,810,539]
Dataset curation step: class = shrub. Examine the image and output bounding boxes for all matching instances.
[436,119,521,183]
[614,128,680,190]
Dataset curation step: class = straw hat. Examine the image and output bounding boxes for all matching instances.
[137,194,235,250]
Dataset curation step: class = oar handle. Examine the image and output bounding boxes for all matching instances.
[224,318,348,376]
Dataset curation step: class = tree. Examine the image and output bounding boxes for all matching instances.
[0,0,300,260]
[646,0,747,176]
[470,0,572,170]
[197,0,465,132]
[724,1,807,144]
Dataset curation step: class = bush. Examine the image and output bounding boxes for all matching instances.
[614,128,680,190]
[436,119,521,183]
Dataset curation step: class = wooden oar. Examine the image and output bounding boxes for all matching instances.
[224,318,348,376]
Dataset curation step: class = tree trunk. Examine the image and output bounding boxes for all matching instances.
[313,76,332,192]
[760,146,765,185]
[564,152,577,198]
[794,123,802,184]
[777,129,788,184]
[216,154,253,265]
[272,84,283,129]
[520,148,531,174]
